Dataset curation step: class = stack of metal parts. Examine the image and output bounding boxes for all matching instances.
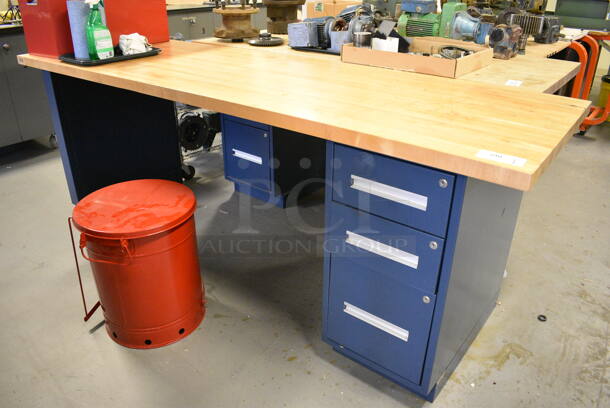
[262,0,305,34]
[508,12,544,53]
[213,0,260,40]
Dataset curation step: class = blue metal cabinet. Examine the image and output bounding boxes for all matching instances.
[222,117,273,192]
[323,141,523,401]
[327,255,436,384]
[326,202,445,293]
[221,115,325,207]
[331,144,455,237]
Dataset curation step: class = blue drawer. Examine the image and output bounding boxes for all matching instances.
[222,117,272,192]
[326,256,436,385]
[331,144,455,237]
[326,202,444,293]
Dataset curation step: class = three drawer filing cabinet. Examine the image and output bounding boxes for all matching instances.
[323,142,523,401]
[221,115,325,207]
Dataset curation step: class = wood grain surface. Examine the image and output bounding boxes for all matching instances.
[18,40,590,191]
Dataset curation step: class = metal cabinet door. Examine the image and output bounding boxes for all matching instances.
[1,32,53,143]
[168,11,215,40]
[326,255,436,385]
[222,116,272,192]
[0,39,21,148]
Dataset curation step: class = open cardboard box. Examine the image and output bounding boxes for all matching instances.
[341,37,493,79]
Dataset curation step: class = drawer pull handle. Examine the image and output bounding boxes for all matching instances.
[345,231,419,270]
[344,302,409,342]
[350,175,428,211]
[233,149,262,165]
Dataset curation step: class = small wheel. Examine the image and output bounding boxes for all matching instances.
[578,130,587,136]
[48,133,58,149]
[182,165,195,181]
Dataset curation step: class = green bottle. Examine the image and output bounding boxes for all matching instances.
[85,0,114,60]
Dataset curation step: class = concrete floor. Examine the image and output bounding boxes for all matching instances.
[0,121,608,408]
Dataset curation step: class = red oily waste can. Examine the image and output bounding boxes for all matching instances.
[69,179,205,349]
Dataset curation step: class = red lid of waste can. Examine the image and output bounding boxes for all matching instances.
[72,179,196,239]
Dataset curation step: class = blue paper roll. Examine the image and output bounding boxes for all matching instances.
[67,0,90,60]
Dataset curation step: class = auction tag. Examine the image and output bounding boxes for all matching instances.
[476,150,527,167]
[505,79,523,87]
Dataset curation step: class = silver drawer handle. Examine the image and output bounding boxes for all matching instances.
[344,302,409,342]
[346,231,419,270]
[350,175,428,212]
[233,149,262,165]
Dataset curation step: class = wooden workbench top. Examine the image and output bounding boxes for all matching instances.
[18,40,590,191]
[195,36,581,94]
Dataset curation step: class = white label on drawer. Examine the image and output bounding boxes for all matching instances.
[350,175,428,211]
[345,231,419,270]
[476,150,527,167]
[505,79,523,87]
[232,149,262,165]
[344,302,409,342]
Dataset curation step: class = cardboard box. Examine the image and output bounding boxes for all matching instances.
[306,1,333,18]
[305,0,361,19]
[341,37,493,79]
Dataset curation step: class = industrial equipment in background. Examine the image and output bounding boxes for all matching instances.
[176,104,221,180]
[508,12,544,52]
[288,4,375,54]
[263,0,305,34]
[213,0,260,40]
[488,23,522,58]
[396,1,491,44]
[552,0,610,30]
[449,10,493,43]
[363,0,402,18]
[397,0,443,37]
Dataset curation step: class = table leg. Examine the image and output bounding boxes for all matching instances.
[43,72,182,203]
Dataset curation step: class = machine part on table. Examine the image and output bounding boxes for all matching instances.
[332,18,349,32]
[248,32,284,46]
[466,5,496,23]
[354,31,373,48]
[288,21,319,47]
[488,24,522,59]
[439,45,474,58]
[337,3,373,24]
[439,1,468,37]
[533,15,561,44]
[302,17,334,49]
[495,6,521,25]
[397,0,440,37]
[363,0,402,18]
[329,30,351,53]
[378,19,398,37]
[450,11,481,42]
[348,15,375,43]
[213,1,260,40]
[263,0,305,35]
[509,12,544,53]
